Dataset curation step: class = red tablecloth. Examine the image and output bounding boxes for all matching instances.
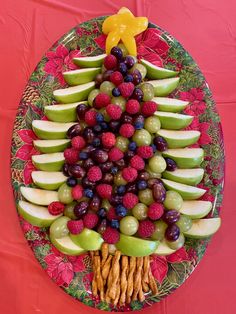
[0,0,235,313]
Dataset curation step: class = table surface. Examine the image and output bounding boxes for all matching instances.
[0,0,235,313]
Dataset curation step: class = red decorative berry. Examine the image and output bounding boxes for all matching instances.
[141,101,157,116]
[122,167,138,182]
[108,147,124,162]
[123,193,139,209]
[130,155,145,170]
[104,54,118,70]
[102,227,120,244]
[110,71,123,86]
[137,146,154,159]
[94,93,111,109]
[101,132,116,148]
[119,123,135,138]
[106,104,122,120]
[118,82,135,98]
[87,166,102,182]
[147,203,164,220]
[84,109,97,126]
[126,99,140,115]
[48,201,65,215]
[71,185,83,200]
[83,213,99,229]
[96,184,112,199]
[67,220,84,235]
[138,220,155,238]
[64,148,79,164]
[107,207,120,221]
[71,136,86,150]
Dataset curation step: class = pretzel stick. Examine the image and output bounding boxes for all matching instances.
[126,257,136,304]
[109,250,121,300]
[90,252,98,296]
[149,269,158,296]
[102,255,113,283]
[132,257,143,301]
[138,285,145,302]
[101,243,109,267]
[113,279,121,306]
[119,256,128,305]
[142,256,150,292]
[105,269,113,303]
[94,256,104,301]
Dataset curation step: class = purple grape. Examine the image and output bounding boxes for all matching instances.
[121,113,133,124]
[95,73,104,88]
[76,103,89,120]
[124,56,135,69]
[118,63,128,75]
[83,127,95,144]
[111,46,123,60]
[138,171,150,181]
[126,183,137,193]
[91,149,109,163]
[153,136,168,152]
[152,182,166,202]
[83,158,95,170]
[62,163,70,177]
[103,70,114,81]
[82,177,96,189]
[102,173,114,184]
[109,120,120,132]
[89,196,101,211]
[68,164,86,178]
[162,210,180,225]
[165,224,180,242]
[74,202,89,218]
[165,158,177,171]
[97,218,108,234]
[124,150,135,161]
[133,114,145,126]
[132,69,142,85]
[132,88,143,101]
[148,178,162,188]
[115,158,126,170]
[67,124,82,138]
[100,161,113,172]
[110,195,123,206]
[66,176,77,187]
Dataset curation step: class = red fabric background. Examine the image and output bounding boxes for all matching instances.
[0,0,235,313]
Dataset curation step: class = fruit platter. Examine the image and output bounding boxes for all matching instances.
[11,7,224,311]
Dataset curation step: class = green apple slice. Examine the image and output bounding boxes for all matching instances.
[162,168,204,186]
[50,235,86,255]
[115,234,159,257]
[63,68,101,86]
[45,102,87,122]
[155,111,193,130]
[73,54,106,68]
[20,187,59,205]
[33,139,71,153]
[53,81,95,103]
[184,218,221,238]
[162,148,204,168]
[32,153,65,171]
[32,171,67,190]
[141,59,178,79]
[70,228,104,251]
[153,97,189,112]
[180,200,212,219]
[162,179,206,200]
[32,120,76,139]
[154,240,176,256]
[148,78,180,97]
[18,200,62,227]
[157,129,200,148]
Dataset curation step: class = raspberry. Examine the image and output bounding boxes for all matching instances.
[84,109,97,126]
[119,123,135,138]
[118,82,135,98]
[64,148,79,164]
[137,146,154,159]
[130,155,145,170]
[94,93,110,109]
[87,166,102,182]
[71,136,86,150]
[110,71,123,86]
[107,207,120,221]
[48,201,65,215]
[106,104,122,120]
[138,220,155,238]
[96,184,112,199]
[122,167,138,182]
[126,99,140,115]
[147,203,164,220]
[123,193,138,209]
[102,227,120,244]
[108,147,124,161]
[101,132,116,148]
[67,220,84,235]
[83,213,99,229]
[71,185,83,200]
[104,54,118,70]
[141,101,157,116]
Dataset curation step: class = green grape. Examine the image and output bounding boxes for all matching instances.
[131,63,147,79]
[118,43,129,56]
[100,81,115,97]
[166,233,185,250]
[145,165,162,179]
[139,83,155,101]
[176,215,193,232]
[120,216,139,235]
[132,129,152,146]
[114,172,127,186]
[101,199,111,210]
[148,156,166,173]
[144,116,161,133]
[50,216,70,239]
[132,203,148,220]
[58,183,73,204]
[88,89,100,106]
[115,136,129,152]
[111,96,126,112]
[64,201,77,219]
[101,64,106,73]
[163,190,183,211]
[151,220,168,241]
[138,188,154,205]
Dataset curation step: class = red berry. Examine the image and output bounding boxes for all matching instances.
[148,203,164,220]
[137,146,154,159]
[106,104,122,120]
[48,201,65,215]
[118,82,135,98]
[84,109,97,126]
[83,213,99,229]
[122,167,138,182]
[102,227,120,244]
[123,193,138,209]
[107,207,120,221]
[67,220,84,235]
[119,123,135,138]
[126,99,140,115]
[141,101,157,116]
[130,155,145,170]
[138,220,155,238]
[108,147,124,162]
[104,54,118,70]
[71,136,86,150]
[71,185,83,200]
[101,132,116,148]
[64,148,79,164]
[110,71,123,86]
[94,93,110,109]
[87,166,102,182]
[96,184,112,199]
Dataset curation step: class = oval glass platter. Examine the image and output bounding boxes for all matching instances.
[11,16,224,311]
